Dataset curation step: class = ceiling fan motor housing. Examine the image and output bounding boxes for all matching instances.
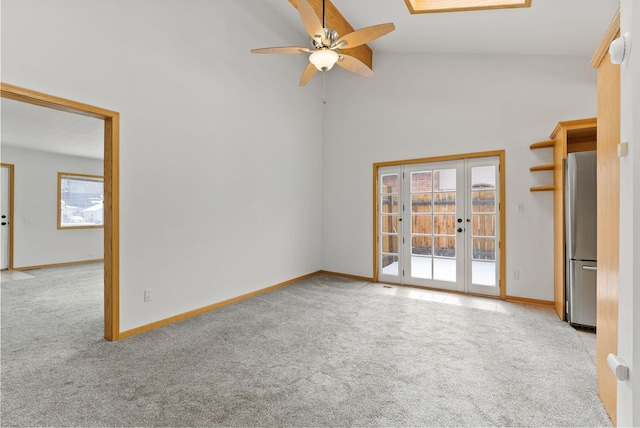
[312,28,339,49]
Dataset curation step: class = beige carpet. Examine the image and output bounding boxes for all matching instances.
[1,263,611,426]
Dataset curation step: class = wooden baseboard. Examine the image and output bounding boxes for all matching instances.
[14,259,104,271]
[318,270,373,282]
[119,270,322,340]
[505,295,554,307]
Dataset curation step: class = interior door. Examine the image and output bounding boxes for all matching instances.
[1,165,11,270]
[377,156,500,296]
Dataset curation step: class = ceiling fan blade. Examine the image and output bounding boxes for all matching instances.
[336,54,373,78]
[336,23,396,50]
[251,46,310,54]
[300,62,318,86]
[297,0,325,43]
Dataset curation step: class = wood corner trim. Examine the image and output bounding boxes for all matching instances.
[590,9,620,69]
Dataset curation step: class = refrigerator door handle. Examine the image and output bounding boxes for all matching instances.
[582,265,597,271]
[565,156,578,258]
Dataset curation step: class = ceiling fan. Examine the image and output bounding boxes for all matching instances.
[251,0,395,86]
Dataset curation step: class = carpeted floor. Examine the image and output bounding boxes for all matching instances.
[1,263,612,427]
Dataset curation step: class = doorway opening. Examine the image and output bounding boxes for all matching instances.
[373,151,505,298]
[1,83,120,341]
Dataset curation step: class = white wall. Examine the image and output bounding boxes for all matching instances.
[322,53,598,300]
[1,0,324,331]
[1,0,605,331]
[0,146,104,267]
[617,0,639,424]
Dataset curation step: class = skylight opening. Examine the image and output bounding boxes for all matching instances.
[405,0,531,14]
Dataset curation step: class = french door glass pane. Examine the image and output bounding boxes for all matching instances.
[381,235,398,253]
[434,169,456,191]
[412,215,432,234]
[411,193,432,213]
[472,191,495,212]
[412,236,432,255]
[381,195,399,214]
[411,256,432,279]
[472,214,495,237]
[472,166,496,189]
[473,238,496,260]
[472,261,495,286]
[382,254,399,275]
[434,192,456,213]
[411,171,433,192]
[381,215,399,233]
[434,237,456,258]
[381,174,399,194]
[434,215,455,234]
[434,258,456,282]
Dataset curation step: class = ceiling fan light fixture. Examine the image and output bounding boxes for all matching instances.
[309,49,339,71]
[251,0,394,86]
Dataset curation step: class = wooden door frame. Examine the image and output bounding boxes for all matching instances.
[0,163,15,270]
[590,9,620,425]
[1,83,120,341]
[372,150,506,299]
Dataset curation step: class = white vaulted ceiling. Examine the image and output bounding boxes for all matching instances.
[264,0,619,57]
[0,0,619,161]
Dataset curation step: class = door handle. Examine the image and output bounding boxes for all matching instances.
[1,222,6,226]
[457,228,463,233]
[582,265,597,271]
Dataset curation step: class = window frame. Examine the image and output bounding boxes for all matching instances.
[405,0,530,14]
[58,172,105,230]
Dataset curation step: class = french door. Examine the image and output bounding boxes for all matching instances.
[377,156,500,296]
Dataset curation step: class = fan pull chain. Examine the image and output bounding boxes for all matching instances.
[322,71,327,104]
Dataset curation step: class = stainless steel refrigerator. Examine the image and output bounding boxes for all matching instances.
[565,151,597,328]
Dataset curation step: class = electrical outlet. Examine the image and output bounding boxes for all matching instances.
[144,289,153,302]
[89,252,96,257]
[516,203,525,213]
[512,270,520,280]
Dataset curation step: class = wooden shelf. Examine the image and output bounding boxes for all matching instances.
[530,138,556,192]
[530,164,556,172]
[530,185,556,192]
[530,139,555,149]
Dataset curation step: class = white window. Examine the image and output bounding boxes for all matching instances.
[58,172,104,229]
